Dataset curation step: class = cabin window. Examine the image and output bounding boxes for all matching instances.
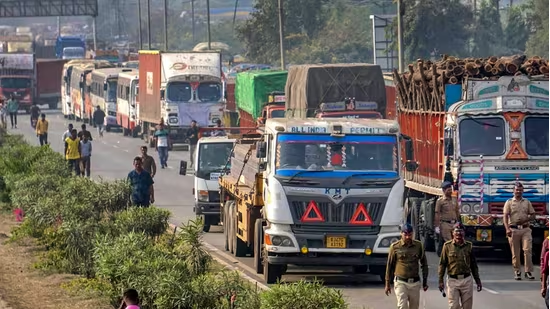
[459,117,505,156]
[524,117,549,156]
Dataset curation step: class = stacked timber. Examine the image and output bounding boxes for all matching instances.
[230,143,261,187]
[393,55,549,112]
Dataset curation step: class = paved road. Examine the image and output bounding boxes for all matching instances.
[8,109,546,309]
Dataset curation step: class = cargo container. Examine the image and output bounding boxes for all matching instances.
[383,74,397,120]
[35,59,68,109]
[235,70,287,120]
[285,64,386,119]
[138,50,224,148]
[0,53,35,113]
[116,70,140,137]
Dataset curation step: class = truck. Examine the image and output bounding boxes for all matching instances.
[234,71,288,127]
[392,57,549,258]
[0,53,35,113]
[116,70,140,137]
[94,50,120,63]
[61,59,98,119]
[138,50,224,148]
[0,35,33,53]
[55,36,85,59]
[315,100,383,119]
[285,64,387,118]
[179,118,418,283]
[35,59,68,109]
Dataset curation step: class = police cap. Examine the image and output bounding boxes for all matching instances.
[453,222,465,231]
[400,223,414,233]
[442,181,453,190]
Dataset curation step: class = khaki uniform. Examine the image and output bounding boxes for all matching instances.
[435,196,460,241]
[503,197,536,273]
[439,240,480,309]
[386,239,428,309]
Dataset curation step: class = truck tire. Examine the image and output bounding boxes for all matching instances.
[223,201,232,251]
[254,218,264,274]
[48,102,57,109]
[352,266,368,274]
[228,202,235,254]
[263,257,285,284]
[232,203,248,257]
[419,201,435,252]
[105,125,111,132]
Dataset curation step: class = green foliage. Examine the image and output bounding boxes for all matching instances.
[525,0,549,56]
[472,0,505,56]
[261,279,348,309]
[113,207,171,239]
[504,6,530,54]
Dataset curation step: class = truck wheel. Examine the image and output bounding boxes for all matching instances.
[132,129,139,138]
[254,218,264,274]
[263,256,285,284]
[123,128,129,136]
[223,201,232,251]
[63,114,68,119]
[419,206,435,252]
[48,102,57,109]
[232,204,248,257]
[105,125,111,132]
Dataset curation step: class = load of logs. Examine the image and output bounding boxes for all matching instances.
[392,55,549,112]
[230,143,261,187]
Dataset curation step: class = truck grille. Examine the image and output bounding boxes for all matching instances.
[489,202,547,215]
[208,191,220,203]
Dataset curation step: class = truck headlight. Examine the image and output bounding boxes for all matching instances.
[462,204,471,213]
[269,235,294,247]
[197,190,208,202]
[379,236,400,248]
[473,204,482,213]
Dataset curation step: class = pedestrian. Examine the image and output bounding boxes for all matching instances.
[127,156,154,207]
[0,101,6,129]
[541,248,549,308]
[211,119,226,137]
[29,103,40,128]
[439,222,482,309]
[79,134,92,177]
[64,129,81,176]
[93,105,106,137]
[154,122,170,168]
[36,113,49,146]
[140,146,157,178]
[118,288,140,309]
[384,223,429,309]
[186,120,199,166]
[78,123,93,141]
[541,236,549,279]
[434,181,461,254]
[6,94,19,129]
[62,123,74,142]
[503,182,536,280]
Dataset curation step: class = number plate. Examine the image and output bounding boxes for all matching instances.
[210,173,221,180]
[326,236,347,249]
[545,230,548,239]
[476,229,492,242]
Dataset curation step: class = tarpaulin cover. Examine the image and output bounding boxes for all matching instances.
[235,70,288,119]
[285,64,386,118]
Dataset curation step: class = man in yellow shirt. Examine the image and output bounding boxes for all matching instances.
[36,113,49,146]
[64,129,81,176]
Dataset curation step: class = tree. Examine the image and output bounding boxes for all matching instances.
[402,0,473,62]
[472,0,505,56]
[504,6,529,53]
[525,0,549,56]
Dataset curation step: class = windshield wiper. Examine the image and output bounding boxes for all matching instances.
[286,170,332,182]
[342,173,389,185]
[465,115,500,128]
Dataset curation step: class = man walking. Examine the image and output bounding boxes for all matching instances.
[439,223,483,309]
[29,103,40,128]
[62,123,74,142]
[93,106,106,137]
[127,157,155,207]
[186,120,199,166]
[64,129,81,176]
[78,123,93,141]
[79,134,92,177]
[36,113,49,146]
[6,94,18,129]
[385,223,429,309]
[434,181,461,255]
[140,146,157,178]
[503,182,536,280]
[154,122,170,168]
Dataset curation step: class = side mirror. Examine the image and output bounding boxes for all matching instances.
[403,137,418,172]
[444,137,454,156]
[256,141,267,158]
[224,90,227,100]
[103,83,107,91]
[179,160,188,175]
[160,90,165,100]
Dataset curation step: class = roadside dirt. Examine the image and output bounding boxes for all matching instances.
[0,211,111,309]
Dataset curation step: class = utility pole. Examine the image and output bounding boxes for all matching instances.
[163,0,168,50]
[191,0,195,43]
[206,0,212,49]
[147,0,151,49]
[277,0,286,69]
[57,17,61,36]
[137,0,142,49]
[396,0,404,73]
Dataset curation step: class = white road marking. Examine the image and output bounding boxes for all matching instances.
[482,287,500,295]
[168,166,174,169]
[124,149,129,152]
[113,145,119,148]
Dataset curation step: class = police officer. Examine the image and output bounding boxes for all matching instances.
[434,181,461,251]
[385,223,429,309]
[503,182,536,280]
[439,222,482,309]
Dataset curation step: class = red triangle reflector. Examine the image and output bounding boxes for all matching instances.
[350,203,373,225]
[300,201,325,222]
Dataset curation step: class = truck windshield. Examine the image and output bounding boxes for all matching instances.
[270,110,285,118]
[197,142,233,178]
[106,79,117,102]
[1,77,31,88]
[63,47,85,59]
[167,82,192,102]
[197,82,222,102]
[524,117,549,156]
[320,112,382,119]
[459,117,505,156]
[276,134,398,173]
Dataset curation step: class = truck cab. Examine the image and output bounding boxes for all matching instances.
[0,53,35,114]
[257,92,287,125]
[62,47,85,59]
[56,36,86,59]
[315,100,383,119]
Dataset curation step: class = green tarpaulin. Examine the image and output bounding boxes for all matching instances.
[235,70,288,119]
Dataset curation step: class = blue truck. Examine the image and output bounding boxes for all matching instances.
[55,36,86,59]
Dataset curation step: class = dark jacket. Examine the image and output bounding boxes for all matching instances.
[93,109,106,125]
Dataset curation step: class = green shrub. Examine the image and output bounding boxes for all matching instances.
[261,280,348,309]
[114,207,171,239]
[175,218,212,277]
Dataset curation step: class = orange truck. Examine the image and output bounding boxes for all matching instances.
[36,59,68,109]
[0,53,35,113]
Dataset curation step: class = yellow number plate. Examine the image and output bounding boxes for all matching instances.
[326,236,347,249]
[476,229,492,242]
[545,230,548,239]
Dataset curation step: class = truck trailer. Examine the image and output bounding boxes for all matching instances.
[0,53,35,113]
[35,59,68,109]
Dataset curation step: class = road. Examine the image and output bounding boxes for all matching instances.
[8,109,546,309]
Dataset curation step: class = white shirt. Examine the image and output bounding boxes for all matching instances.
[62,130,71,142]
[157,135,168,147]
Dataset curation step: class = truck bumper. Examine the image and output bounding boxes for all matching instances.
[105,116,120,127]
[464,225,546,249]
[267,252,387,267]
[193,202,220,216]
